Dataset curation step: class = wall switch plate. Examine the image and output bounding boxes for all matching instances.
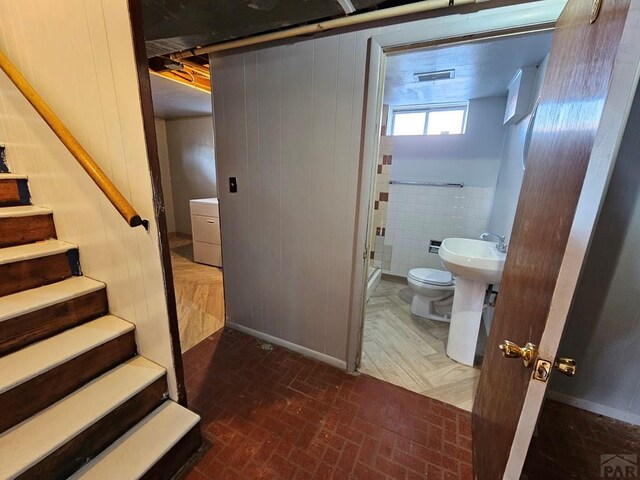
[229,177,238,193]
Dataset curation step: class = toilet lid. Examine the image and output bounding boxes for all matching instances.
[408,268,454,286]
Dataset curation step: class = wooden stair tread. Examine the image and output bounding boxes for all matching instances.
[0,205,51,218]
[0,356,165,479]
[0,239,76,266]
[69,401,200,480]
[0,315,133,394]
[0,174,27,180]
[0,276,105,322]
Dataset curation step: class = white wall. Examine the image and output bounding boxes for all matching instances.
[155,118,176,233]
[488,55,550,241]
[0,0,180,397]
[390,97,507,187]
[165,116,217,234]
[548,84,640,426]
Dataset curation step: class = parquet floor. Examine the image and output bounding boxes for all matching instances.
[170,233,225,352]
[360,278,482,411]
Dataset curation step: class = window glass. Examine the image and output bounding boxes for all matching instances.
[390,104,467,136]
[426,109,465,135]
[391,112,426,136]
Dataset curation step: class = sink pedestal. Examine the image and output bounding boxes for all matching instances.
[438,237,506,365]
[447,277,486,366]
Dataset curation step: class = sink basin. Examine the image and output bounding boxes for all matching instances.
[439,237,506,284]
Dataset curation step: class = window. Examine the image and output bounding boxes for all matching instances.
[390,104,467,136]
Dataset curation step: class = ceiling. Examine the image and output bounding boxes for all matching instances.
[142,0,422,58]
[146,9,553,119]
[384,30,554,106]
[150,73,211,119]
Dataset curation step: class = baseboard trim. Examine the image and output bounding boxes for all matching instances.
[546,390,640,426]
[226,322,347,371]
[381,273,406,283]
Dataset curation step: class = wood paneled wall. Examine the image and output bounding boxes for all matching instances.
[0,0,180,397]
[212,30,377,363]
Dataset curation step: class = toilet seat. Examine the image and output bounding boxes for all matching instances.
[408,268,454,286]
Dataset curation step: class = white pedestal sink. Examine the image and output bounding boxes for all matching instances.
[439,238,506,366]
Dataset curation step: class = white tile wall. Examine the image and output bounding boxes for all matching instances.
[385,184,494,276]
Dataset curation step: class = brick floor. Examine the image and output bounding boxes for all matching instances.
[522,399,640,480]
[178,328,473,480]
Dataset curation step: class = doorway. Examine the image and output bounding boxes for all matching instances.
[358,30,553,411]
[149,69,225,353]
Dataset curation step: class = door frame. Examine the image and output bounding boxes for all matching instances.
[503,3,640,474]
[127,0,188,405]
[346,0,568,372]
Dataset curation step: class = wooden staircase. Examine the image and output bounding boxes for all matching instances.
[0,146,201,479]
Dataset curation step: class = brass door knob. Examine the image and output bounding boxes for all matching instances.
[499,340,538,367]
[554,358,577,376]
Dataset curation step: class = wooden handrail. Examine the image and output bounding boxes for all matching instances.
[0,49,148,229]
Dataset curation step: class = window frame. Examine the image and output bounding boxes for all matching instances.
[389,102,469,136]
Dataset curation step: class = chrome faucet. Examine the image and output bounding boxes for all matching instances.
[480,232,508,253]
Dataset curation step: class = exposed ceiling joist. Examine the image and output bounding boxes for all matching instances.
[149,66,211,93]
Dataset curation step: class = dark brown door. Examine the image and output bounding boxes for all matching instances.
[472,1,636,478]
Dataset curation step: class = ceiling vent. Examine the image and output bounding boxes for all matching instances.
[414,69,455,82]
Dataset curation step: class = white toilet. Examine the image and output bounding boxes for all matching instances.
[407,268,455,322]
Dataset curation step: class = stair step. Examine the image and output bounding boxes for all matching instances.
[0,206,56,248]
[0,276,105,322]
[69,401,201,480]
[0,315,136,433]
[0,176,30,206]
[0,239,79,297]
[0,205,50,218]
[0,238,76,265]
[0,277,108,356]
[0,315,132,393]
[0,356,167,480]
[0,174,27,180]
